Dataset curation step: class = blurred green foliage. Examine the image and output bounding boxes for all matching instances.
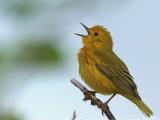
[0,0,71,119]
[0,112,22,120]
[0,51,8,71]
[0,52,5,64]
[15,37,64,65]
[5,0,38,17]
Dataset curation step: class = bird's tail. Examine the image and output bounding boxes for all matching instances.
[124,94,153,117]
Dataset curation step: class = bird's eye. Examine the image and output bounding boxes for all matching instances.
[94,32,98,36]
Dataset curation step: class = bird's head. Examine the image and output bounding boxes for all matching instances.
[75,23,113,50]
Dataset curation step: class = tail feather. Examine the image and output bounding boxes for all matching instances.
[124,94,153,117]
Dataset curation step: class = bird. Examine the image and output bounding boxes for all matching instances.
[75,23,153,117]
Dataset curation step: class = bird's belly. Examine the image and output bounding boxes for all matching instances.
[79,64,117,95]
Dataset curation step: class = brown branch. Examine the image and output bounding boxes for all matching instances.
[71,79,116,120]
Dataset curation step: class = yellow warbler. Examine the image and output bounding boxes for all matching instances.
[76,23,153,117]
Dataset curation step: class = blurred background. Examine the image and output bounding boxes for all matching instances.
[0,0,160,120]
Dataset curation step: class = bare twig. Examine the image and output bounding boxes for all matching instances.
[71,79,116,120]
[71,111,76,120]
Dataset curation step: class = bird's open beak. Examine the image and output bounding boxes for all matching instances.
[75,23,90,37]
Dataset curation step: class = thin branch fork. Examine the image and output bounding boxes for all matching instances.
[71,79,116,120]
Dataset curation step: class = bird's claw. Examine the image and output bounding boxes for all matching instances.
[83,91,96,101]
[91,100,96,106]
[101,111,104,116]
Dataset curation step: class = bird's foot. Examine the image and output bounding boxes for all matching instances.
[83,91,97,105]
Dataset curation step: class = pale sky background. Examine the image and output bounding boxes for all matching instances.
[0,0,160,120]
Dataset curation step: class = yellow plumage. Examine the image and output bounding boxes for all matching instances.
[76,23,153,117]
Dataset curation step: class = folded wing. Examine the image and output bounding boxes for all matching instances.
[94,50,141,99]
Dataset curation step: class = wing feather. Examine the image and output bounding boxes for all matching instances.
[94,50,140,99]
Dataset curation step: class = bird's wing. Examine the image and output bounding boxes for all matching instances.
[94,49,140,99]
